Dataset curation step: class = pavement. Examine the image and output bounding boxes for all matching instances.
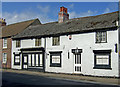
[1,69,120,86]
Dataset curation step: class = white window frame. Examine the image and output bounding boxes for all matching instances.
[16,40,21,48]
[52,36,60,46]
[14,53,20,65]
[3,38,7,48]
[35,38,42,47]
[96,31,107,43]
[96,55,109,65]
[3,53,7,64]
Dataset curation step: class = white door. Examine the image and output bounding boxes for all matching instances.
[74,53,81,73]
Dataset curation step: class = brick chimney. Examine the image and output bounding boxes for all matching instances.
[58,7,69,23]
[0,18,6,26]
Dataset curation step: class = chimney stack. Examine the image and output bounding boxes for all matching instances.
[58,6,69,23]
[0,18,6,26]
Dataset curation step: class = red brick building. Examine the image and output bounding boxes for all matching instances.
[0,18,41,68]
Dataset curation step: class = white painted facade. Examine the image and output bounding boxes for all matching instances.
[45,29,119,77]
[12,28,120,77]
[12,38,45,69]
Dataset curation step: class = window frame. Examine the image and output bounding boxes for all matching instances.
[14,53,20,65]
[3,38,7,48]
[93,50,111,69]
[16,40,21,48]
[96,31,107,43]
[2,53,7,64]
[49,51,62,67]
[35,38,42,46]
[52,36,60,46]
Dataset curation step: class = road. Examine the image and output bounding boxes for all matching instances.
[2,72,120,87]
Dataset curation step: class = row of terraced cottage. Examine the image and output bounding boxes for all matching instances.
[1,7,120,77]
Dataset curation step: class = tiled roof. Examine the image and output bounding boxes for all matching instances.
[1,18,41,38]
[12,11,118,39]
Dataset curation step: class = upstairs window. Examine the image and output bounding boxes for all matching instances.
[3,38,7,48]
[3,53,7,64]
[35,38,41,46]
[52,37,60,46]
[96,31,107,43]
[16,40,21,48]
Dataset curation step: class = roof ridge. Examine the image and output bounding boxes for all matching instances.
[6,18,38,26]
[39,11,118,25]
[68,11,118,21]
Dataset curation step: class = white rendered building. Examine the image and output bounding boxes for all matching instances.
[12,7,120,77]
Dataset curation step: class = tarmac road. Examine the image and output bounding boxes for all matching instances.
[2,72,120,87]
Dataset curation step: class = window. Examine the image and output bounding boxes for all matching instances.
[93,50,111,69]
[50,51,62,67]
[3,38,7,48]
[35,38,41,46]
[16,40,21,48]
[52,37,60,46]
[3,53,7,64]
[96,31,107,43]
[14,53,20,65]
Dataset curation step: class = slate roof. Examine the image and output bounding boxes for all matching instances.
[1,18,41,38]
[12,11,119,39]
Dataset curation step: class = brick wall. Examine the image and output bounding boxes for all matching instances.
[1,38,12,68]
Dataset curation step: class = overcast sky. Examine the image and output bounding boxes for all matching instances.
[2,2,118,25]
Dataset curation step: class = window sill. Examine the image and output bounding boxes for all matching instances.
[16,47,21,48]
[52,45,60,46]
[50,64,61,67]
[14,63,20,65]
[93,67,112,70]
[35,46,42,47]
[2,63,7,64]
[50,66,61,67]
[95,42,107,44]
[3,47,7,49]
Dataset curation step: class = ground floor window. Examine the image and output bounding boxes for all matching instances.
[14,53,20,65]
[49,51,62,67]
[27,54,43,67]
[93,50,111,69]
[3,53,7,64]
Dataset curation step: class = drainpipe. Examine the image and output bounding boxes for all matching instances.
[44,38,46,72]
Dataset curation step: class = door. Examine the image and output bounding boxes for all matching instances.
[74,53,81,73]
[22,54,28,69]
